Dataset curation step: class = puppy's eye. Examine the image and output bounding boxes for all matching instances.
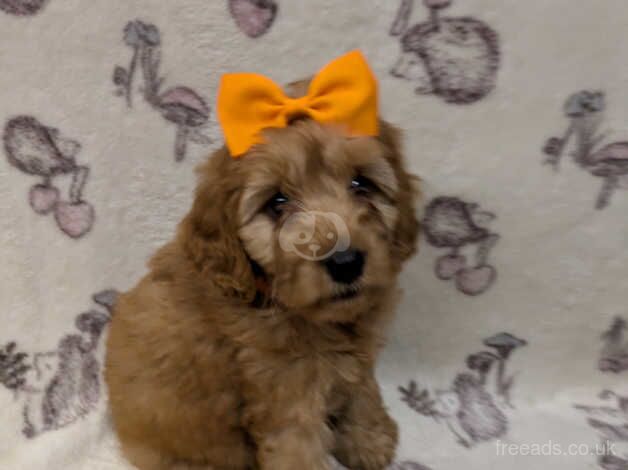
[264,192,289,219]
[350,175,377,196]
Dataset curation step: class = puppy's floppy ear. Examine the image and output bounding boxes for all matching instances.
[379,121,421,263]
[178,147,256,301]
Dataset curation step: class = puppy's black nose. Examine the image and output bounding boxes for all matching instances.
[324,249,365,284]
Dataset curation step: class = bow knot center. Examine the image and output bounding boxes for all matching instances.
[283,96,311,122]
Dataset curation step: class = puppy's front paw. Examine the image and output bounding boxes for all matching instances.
[334,413,398,470]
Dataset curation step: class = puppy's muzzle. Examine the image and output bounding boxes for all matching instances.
[323,248,365,284]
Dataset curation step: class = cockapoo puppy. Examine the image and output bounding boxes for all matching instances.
[105,78,420,470]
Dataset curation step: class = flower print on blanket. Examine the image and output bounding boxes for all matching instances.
[0,0,49,16]
[3,116,95,239]
[389,0,499,105]
[229,0,278,38]
[0,290,118,438]
[400,333,527,448]
[542,90,628,210]
[113,20,213,162]
[422,196,499,296]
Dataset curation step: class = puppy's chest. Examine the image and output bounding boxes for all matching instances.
[236,319,373,402]
[243,338,366,395]
[312,348,366,417]
[288,326,367,385]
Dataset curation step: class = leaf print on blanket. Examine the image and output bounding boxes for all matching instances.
[576,390,628,469]
[3,116,95,239]
[400,333,527,448]
[113,20,213,162]
[0,0,48,16]
[229,0,278,38]
[332,459,431,470]
[0,289,118,438]
[423,196,499,296]
[574,320,628,469]
[542,90,628,210]
[389,0,499,104]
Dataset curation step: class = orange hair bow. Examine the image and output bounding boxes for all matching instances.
[217,50,379,157]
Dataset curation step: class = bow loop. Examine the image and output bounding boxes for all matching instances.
[217,50,379,157]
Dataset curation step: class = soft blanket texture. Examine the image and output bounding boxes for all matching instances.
[1,1,627,469]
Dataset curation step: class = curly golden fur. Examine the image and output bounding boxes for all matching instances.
[105,79,420,470]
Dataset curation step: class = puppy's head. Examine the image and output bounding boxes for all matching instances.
[180,81,419,322]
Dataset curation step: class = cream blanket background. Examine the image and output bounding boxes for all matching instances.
[1,1,627,469]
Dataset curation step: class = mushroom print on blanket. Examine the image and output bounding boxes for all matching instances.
[0,0,49,16]
[389,0,499,104]
[0,290,118,438]
[113,20,213,162]
[543,91,628,209]
[400,333,527,448]
[228,0,278,38]
[422,196,499,296]
[3,116,95,239]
